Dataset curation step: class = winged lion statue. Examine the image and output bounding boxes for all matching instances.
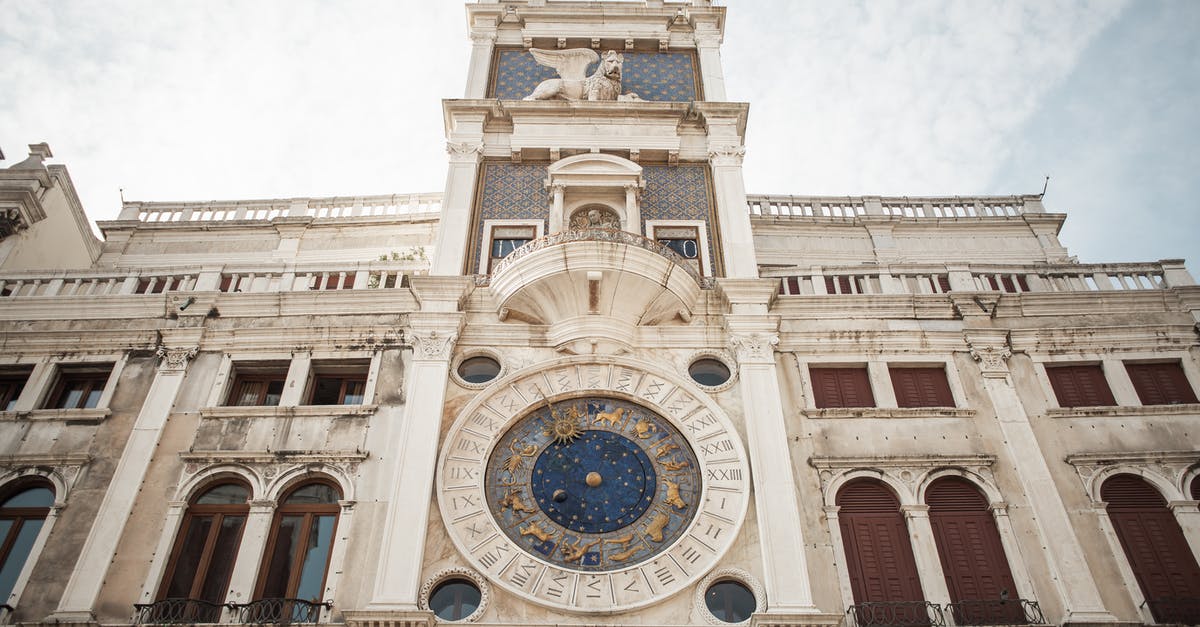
[523,48,639,101]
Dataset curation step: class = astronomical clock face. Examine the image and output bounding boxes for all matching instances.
[438,360,750,613]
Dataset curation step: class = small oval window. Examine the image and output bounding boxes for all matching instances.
[457,356,501,384]
[689,358,731,387]
[705,580,756,623]
[429,578,482,621]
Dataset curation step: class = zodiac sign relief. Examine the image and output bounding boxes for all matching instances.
[663,479,688,509]
[655,441,678,458]
[634,418,658,439]
[499,489,536,514]
[605,532,640,562]
[593,406,627,427]
[561,536,601,563]
[661,458,690,471]
[503,439,537,474]
[643,512,670,542]
[519,520,556,543]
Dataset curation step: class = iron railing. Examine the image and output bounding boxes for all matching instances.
[134,599,224,624]
[230,598,332,624]
[945,599,1044,625]
[488,228,714,289]
[846,601,947,627]
[1143,597,1200,625]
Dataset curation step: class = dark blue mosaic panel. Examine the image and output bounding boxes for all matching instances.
[474,162,549,273]
[642,165,716,274]
[492,50,698,102]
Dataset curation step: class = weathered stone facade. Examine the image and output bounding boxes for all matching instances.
[0,2,1197,627]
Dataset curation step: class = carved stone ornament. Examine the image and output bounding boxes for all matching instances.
[446,141,484,159]
[1065,450,1200,502]
[417,567,490,623]
[409,329,458,362]
[811,455,999,506]
[728,332,779,364]
[568,207,621,230]
[156,346,198,373]
[523,49,640,102]
[708,145,746,167]
[967,343,1012,378]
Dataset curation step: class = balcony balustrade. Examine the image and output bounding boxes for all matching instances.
[116,193,440,223]
[748,194,1040,219]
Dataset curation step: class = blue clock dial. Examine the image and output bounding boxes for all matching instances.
[485,397,700,572]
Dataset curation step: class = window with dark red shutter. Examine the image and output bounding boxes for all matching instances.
[1102,475,1200,624]
[926,478,1019,612]
[837,480,926,608]
[810,367,875,408]
[890,367,955,408]
[1125,362,1198,406]
[1045,365,1116,407]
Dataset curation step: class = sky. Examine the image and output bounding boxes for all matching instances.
[1,0,1197,267]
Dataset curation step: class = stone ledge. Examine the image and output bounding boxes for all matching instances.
[342,609,434,627]
[199,404,378,419]
[1046,403,1200,418]
[749,611,845,627]
[0,408,111,423]
[801,407,975,420]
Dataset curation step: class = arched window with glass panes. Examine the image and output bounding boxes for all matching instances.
[0,479,54,606]
[253,481,341,621]
[156,481,250,622]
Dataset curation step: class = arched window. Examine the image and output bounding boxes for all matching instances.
[256,482,341,609]
[836,479,927,623]
[925,477,1022,625]
[157,482,250,621]
[1102,474,1200,624]
[0,480,54,603]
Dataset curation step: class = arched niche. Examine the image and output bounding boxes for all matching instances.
[547,154,644,235]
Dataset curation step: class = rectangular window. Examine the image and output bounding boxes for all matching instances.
[655,226,701,261]
[890,367,955,408]
[306,361,369,405]
[810,367,875,408]
[1125,362,1198,405]
[46,364,113,410]
[488,225,536,270]
[0,368,32,411]
[225,363,289,407]
[1045,364,1116,407]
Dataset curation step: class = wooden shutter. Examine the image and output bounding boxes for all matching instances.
[926,478,1018,603]
[837,480,925,605]
[1125,362,1198,406]
[1191,475,1200,502]
[811,368,875,408]
[890,368,955,408]
[1045,365,1116,407]
[1102,474,1200,622]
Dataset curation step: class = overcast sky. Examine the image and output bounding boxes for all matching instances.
[2,0,1197,266]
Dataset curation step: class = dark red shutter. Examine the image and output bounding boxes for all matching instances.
[1102,475,1200,623]
[891,368,955,408]
[1126,363,1198,406]
[1191,475,1200,502]
[837,480,925,605]
[926,478,1018,604]
[937,276,952,293]
[1045,365,1116,407]
[811,368,875,408]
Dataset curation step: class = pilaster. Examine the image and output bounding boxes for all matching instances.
[432,107,487,276]
[900,505,952,607]
[1168,500,1200,564]
[221,500,276,611]
[50,337,201,623]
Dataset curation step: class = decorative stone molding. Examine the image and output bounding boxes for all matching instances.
[683,349,739,393]
[417,567,490,623]
[178,450,367,501]
[728,332,779,365]
[800,407,976,420]
[409,329,458,362]
[445,141,484,163]
[708,144,746,167]
[748,613,844,627]
[1066,450,1200,501]
[469,31,497,46]
[450,348,506,390]
[1046,403,1200,419]
[156,346,197,373]
[967,341,1012,378]
[695,567,765,625]
[343,609,435,627]
[0,453,91,495]
[811,454,998,507]
[198,404,378,419]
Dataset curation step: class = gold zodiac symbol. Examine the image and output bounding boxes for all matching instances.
[543,404,584,444]
[503,439,537,474]
[634,419,658,439]
[663,479,687,509]
[644,512,670,542]
[498,489,535,514]
[605,532,639,562]
[593,406,627,427]
[655,441,678,458]
[661,458,690,471]
[561,536,601,563]
[519,520,555,542]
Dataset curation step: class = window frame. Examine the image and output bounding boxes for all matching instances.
[0,478,55,605]
[222,362,291,407]
[1124,361,1198,406]
[0,368,32,412]
[304,360,371,406]
[254,481,342,603]
[809,366,876,409]
[156,481,251,606]
[645,219,712,277]
[479,220,544,274]
[44,363,114,410]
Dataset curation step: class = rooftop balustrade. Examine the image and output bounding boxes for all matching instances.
[115,193,441,224]
[748,194,1044,219]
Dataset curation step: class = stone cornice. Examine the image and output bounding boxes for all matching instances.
[1046,404,1200,419]
[801,408,976,420]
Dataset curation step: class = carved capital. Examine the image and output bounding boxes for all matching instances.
[470,31,497,46]
[446,141,484,162]
[707,144,746,167]
[967,342,1012,378]
[156,346,198,373]
[728,332,779,364]
[693,30,722,48]
[409,329,458,362]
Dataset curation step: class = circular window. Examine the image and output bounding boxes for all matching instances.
[457,356,501,384]
[429,578,482,622]
[704,580,756,623]
[689,358,731,387]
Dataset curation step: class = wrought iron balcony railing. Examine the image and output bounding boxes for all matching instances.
[230,598,332,624]
[945,599,1045,626]
[1143,597,1200,625]
[134,599,224,624]
[846,601,947,627]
